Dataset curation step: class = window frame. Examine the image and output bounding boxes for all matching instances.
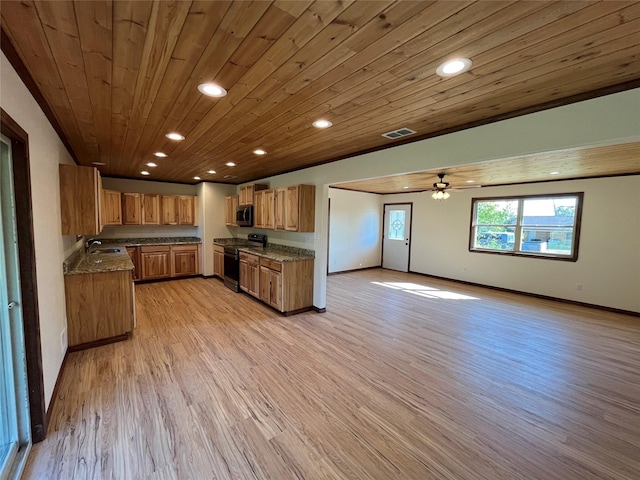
[468,192,584,262]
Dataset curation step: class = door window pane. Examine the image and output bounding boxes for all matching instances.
[388,210,405,240]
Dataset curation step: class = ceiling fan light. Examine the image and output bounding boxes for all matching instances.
[443,191,450,199]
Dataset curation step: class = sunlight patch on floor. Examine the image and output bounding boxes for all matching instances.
[371,281,480,300]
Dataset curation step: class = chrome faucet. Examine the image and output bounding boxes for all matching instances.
[85,238,101,252]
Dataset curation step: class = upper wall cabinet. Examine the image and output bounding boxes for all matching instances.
[225,195,238,226]
[161,195,197,226]
[59,164,102,235]
[102,189,123,226]
[282,184,315,232]
[142,194,161,225]
[122,192,141,225]
[239,184,267,206]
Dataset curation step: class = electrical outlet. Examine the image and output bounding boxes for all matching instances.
[576,283,583,291]
[60,328,67,354]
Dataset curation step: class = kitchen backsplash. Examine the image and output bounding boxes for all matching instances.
[99,225,199,239]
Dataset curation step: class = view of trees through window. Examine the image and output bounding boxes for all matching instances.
[471,194,582,260]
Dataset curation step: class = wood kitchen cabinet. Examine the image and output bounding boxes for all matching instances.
[259,261,282,311]
[254,188,275,230]
[282,184,315,232]
[171,244,200,277]
[213,244,224,278]
[162,195,179,225]
[64,269,134,350]
[142,194,161,225]
[102,189,123,226]
[258,257,314,314]
[239,252,260,297]
[178,195,196,225]
[126,246,141,281]
[275,187,286,230]
[122,192,141,225]
[239,184,267,206]
[59,164,103,235]
[140,245,171,280]
[225,195,238,226]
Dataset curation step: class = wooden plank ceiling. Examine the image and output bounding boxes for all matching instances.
[2,1,640,188]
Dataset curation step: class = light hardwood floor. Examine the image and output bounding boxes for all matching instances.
[25,269,640,479]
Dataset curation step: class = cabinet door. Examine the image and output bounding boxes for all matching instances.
[126,246,140,281]
[239,186,247,206]
[162,196,179,225]
[239,259,249,292]
[172,245,198,277]
[142,194,161,225]
[225,195,238,226]
[213,250,224,278]
[102,189,123,226]
[269,270,283,310]
[259,266,271,303]
[249,262,260,297]
[263,189,275,230]
[285,185,299,231]
[254,191,264,228]
[140,248,171,279]
[275,188,286,230]
[178,195,195,225]
[59,164,102,235]
[122,192,142,225]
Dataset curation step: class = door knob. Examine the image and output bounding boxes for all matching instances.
[7,301,17,310]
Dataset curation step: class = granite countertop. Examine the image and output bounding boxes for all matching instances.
[98,237,201,246]
[64,246,133,275]
[64,237,202,275]
[213,237,314,262]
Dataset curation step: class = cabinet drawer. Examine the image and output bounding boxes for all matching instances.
[141,245,170,253]
[240,252,260,264]
[172,244,199,252]
[213,244,224,254]
[260,257,282,272]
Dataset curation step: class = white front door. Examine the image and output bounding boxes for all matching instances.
[382,203,412,272]
[0,134,31,479]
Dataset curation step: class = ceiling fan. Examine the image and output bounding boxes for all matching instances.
[429,173,479,200]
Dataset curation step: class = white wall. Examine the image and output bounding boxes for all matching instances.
[1,52,77,409]
[247,88,640,310]
[328,188,382,273]
[197,182,236,276]
[381,175,640,312]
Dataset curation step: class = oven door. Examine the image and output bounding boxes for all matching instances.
[223,249,240,291]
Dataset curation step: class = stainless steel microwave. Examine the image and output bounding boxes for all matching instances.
[236,205,253,227]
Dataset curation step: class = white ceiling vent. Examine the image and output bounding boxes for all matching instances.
[224,175,237,179]
[382,127,416,140]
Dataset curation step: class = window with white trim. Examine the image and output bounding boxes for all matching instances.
[470,193,583,261]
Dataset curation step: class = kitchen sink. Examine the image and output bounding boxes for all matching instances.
[90,248,121,254]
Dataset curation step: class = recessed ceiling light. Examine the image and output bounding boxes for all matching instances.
[146,162,157,167]
[466,179,475,183]
[154,152,167,158]
[193,176,201,180]
[166,132,185,141]
[225,162,236,167]
[312,119,332,129]
[198,83,227,97]
[207,170,216,174]
[550,171,560,175]
[91,161,106,166]
[253,149,267,155]
[403,186,409,189]
[436,58,472,77]
[141,171,150,176]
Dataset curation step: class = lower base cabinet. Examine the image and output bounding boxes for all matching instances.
[240,252,260,297]
[64,270,135,350]
[240,255,313,314]
[140,245,171,280]
[213,244,224,278]
[126,246,140,281]
[138,243,201,281]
